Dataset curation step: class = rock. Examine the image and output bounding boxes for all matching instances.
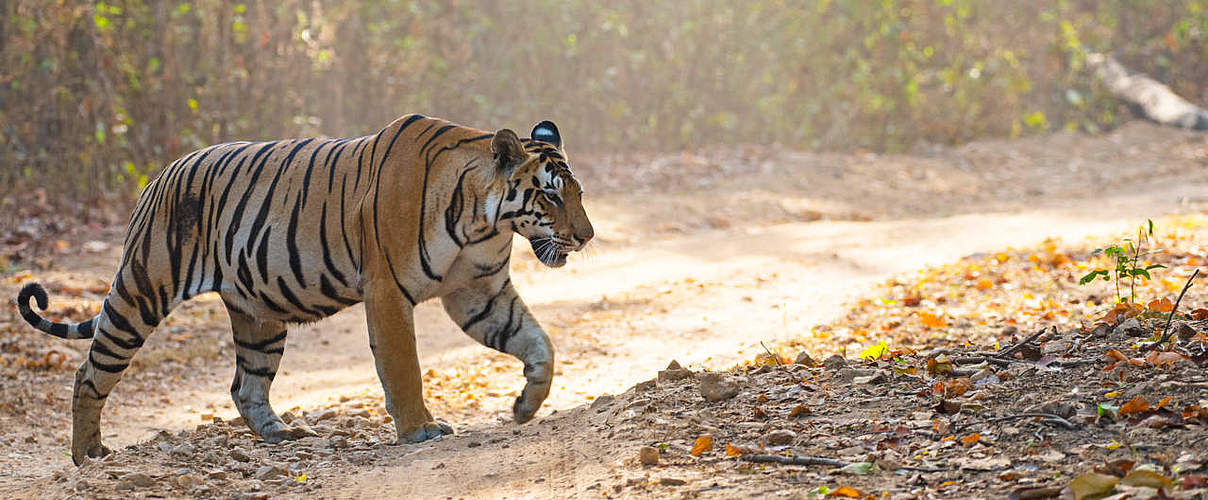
[346,408,370,419]
[207,470,228,480]
[1175,321,1198,340]
[310,409,338,423]
[823,354,848,370]
[229,448,252,462]
[119,472,155,488]
[659,477,687,486]
[1113,318,1145,338]
[1041,341,1071,355]
[1089,323,1113,338]
[794,351,816,367]
[280,411,296,424]
[590,394,615,410]
[836,368,877,383]
[73,480,90,492]
[658,360,694,382]
[635,379,658,391]
[698,373,742,402]
[157,441,173,453]
[170,443,195,457]
[329,435,349,449]
[765,429,797,446]
[639,446,659,466]
[176,474,203,489]
[254,465,287,480]
[1026,399,1076,419]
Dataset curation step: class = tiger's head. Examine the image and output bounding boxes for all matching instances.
[491,121,593,268]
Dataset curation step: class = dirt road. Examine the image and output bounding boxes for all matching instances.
[1,121,1205,497]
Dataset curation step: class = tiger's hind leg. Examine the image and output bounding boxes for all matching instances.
[223,300,316,443]
[71,297,164,465]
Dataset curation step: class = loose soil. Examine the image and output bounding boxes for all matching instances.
[0,122,1206,498]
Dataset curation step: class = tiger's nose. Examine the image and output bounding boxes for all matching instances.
[574,231,593,247]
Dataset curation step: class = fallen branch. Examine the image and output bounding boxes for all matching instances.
[741,454,847,467]
[1149,268,1199,351]
[995,327,1049,360]
[740,454,945,473]
[983,412,1078,431]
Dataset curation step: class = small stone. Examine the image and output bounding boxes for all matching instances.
[170,443,196,457]
[659,477,686,486]
[311,409,338,423]
[1113,318,1145,338]
[254,465,287,480]
[590,394,615,410]
[294,449,313,460]
[1041,341,1070,355]
[73,480,90,492]
[823,354,848,370]
[639,446,659,466]
[176,474,203,489]
[1089,323,1112,338]
[119,472,155,488]
[836,367,877,383]
[698,373,742,402]
[765,429,797,446]
[346,408,370,419]
[1175,321,1198,340]
[329,435,349,449]
[207,470,228,480]
[229,448,252,462]
[658,363,694,382]
[157,441,173,453]
[281,411,296,424]
[794,351,816,367]
[635,379,657,391]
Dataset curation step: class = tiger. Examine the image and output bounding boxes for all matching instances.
[15,114,594,464]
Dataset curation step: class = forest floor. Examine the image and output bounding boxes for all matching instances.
[1,121,1207,499]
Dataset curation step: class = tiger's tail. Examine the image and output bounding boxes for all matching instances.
[16,282,97,339]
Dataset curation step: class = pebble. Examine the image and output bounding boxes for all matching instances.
[170,443,196,457]
[229,448,253,462]
[1113,318,1145,338]
[698,373,742,402]
[659,477,686,486]
[590,395,615,410]
[823,355,848,370]
[254,465,288,480]
[765,429,797,446]
[639,446,659,466]
[310,409,338,423]
[176,474,203,489]
[794,351,816,366]
[1175,321,1197,340]
[119,472,155,488]
[207,470,228,480]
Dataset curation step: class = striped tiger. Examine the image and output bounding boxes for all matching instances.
[15,115,593,464]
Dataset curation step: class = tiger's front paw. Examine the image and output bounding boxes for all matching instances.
[72,441,111,466]
[398,420,453,443]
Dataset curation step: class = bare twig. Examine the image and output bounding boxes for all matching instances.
[759,341,782,366]
[1149,269,1199,350]
[742,454,847,467]
[984,413,1078,430]
[995,327,1049,360]
[740,454,946,473]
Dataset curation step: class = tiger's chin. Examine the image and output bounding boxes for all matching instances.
[528,237,569,268]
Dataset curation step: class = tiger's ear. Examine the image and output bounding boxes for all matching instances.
[531,120,561,148]
[491,129,526,176]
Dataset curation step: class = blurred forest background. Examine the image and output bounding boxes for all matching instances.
[1,0,1207,210]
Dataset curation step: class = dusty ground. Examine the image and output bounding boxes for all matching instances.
[0,121,1206,498]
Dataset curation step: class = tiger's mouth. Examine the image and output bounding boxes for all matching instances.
[528,237,569,268]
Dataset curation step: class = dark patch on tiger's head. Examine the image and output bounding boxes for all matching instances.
[491,121,593,268]
[174,192,202,240]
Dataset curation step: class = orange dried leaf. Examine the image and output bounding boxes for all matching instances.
[725,443,744,457]
[1147,298,1175,313]
[829,486,863,498]
[1119,396,1150,417]
[690,434,713,456]
[1145,350,1189,368]
[788,404,812,418]
[975,279,994,291]
[919,311,948,328]
[960,433,981,447]
[1104,349,1128,362]
[1191,308,1208,320]
[1154,396,1172,410]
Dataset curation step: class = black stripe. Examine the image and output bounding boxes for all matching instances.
[234,330,288,353]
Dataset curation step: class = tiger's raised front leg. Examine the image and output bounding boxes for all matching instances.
[224,299,316,443]
[442,279,554,423]
[364,282,453,443]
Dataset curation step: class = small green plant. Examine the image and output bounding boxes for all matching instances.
[1079,219,1165,303]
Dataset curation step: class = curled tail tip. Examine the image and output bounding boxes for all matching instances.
[18,282,49,310]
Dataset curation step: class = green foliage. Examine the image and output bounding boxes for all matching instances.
[1080,220,1166,303]
[1,1,1207,215]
